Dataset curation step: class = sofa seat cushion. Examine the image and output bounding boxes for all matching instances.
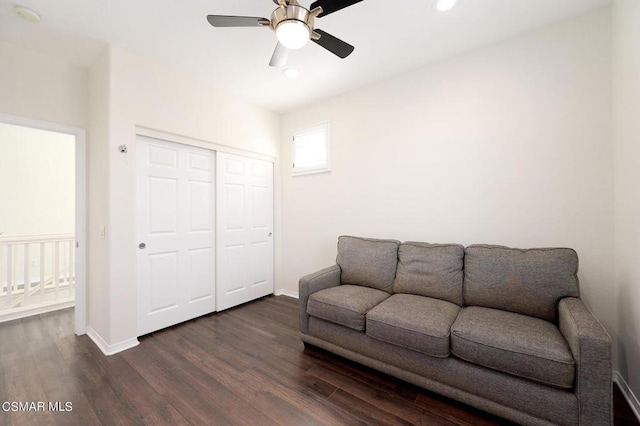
[366,294,460,357]
[451,307,575,388]
[307,285,390,331]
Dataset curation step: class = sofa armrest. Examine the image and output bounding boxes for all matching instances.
[558,297,612,425]
[299,265,342,334]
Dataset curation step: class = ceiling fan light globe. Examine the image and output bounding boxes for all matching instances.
[276,20,310,50]
[434,0,457,12]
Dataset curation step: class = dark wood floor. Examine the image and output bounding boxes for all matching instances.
[0,296,638,426]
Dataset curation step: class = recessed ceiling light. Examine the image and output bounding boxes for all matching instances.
[283,68,301,79]
[433,0,457,12]
[12,5,41,23]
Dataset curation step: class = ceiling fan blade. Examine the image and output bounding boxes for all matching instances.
[206,15,269,27]
[312,29,354,58]
[310,0,364,17]
[269,43,289,67]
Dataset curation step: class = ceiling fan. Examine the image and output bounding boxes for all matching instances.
[206,0,363,67]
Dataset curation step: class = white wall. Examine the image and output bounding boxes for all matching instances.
[281,8,616,342]
[0,41,88,129]
[612,0,640,400]
[89,45,281,348]
[0,123,75,236]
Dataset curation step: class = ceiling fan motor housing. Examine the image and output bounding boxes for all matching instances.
[206,0,355,64]
[271,1,323,47]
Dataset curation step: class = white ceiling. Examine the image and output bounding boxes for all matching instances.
[0,0,610,113]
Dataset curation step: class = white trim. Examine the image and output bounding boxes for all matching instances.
[87,326,140,356]
[0,113,87,336]
[614,370,640,422]
[275,288,298,299]
[0,233,75,244]
[75,128,87,335]
[0,300,74,323]
[135,125,276,163]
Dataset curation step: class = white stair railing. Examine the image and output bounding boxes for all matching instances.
[0,234,75,322]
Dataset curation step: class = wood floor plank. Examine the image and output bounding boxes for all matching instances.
[208,311,317,373]
[305,345,423,403]
[414,393,510,426]
[327,388,417,426]
[69,344,146,425]
[307,362,458,426]
[0,318,29,364]
[144,336,278,426]
[28,326,102,426]
[171,316,260,373]
[153,321,335,425]
[119,337,236,425]
[88,343,191,426]
[2,349,55,426]
[242,366,363,426]
[0,296,637,426]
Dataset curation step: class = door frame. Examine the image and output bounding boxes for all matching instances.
[0,113,87,335]
[136,126,275,163]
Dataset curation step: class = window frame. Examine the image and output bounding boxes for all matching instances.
[291,120,331,177]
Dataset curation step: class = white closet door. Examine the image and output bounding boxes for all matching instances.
[137,136,216,335]
[216,152,274,311]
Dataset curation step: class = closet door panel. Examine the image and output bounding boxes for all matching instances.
[137,136,215,335]
[216,152,274,311]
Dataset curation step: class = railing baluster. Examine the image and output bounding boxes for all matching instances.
[68,240,74,296]
[0,246,4,296]
[40,242,45,304]
[53,241,60,302]
[23,243,30,308]
[6,245,13,308]
[12,245,18,300]
[61,242,67,296]
[60,242,66,296]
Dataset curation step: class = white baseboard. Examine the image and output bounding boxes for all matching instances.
[614,370,640,422]
[87,326,139,356]
[0,300,74,324]
[275,288,299,299]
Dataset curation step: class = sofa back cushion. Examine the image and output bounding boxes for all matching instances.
[463,245,580,322]
[393,242,464,305]
[336,236,400,293]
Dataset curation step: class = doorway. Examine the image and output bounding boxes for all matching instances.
[0,113,86,334]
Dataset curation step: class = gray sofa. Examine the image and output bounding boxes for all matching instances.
[299,236,611,426]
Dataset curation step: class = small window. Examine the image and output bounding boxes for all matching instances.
[292,121,330,176]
